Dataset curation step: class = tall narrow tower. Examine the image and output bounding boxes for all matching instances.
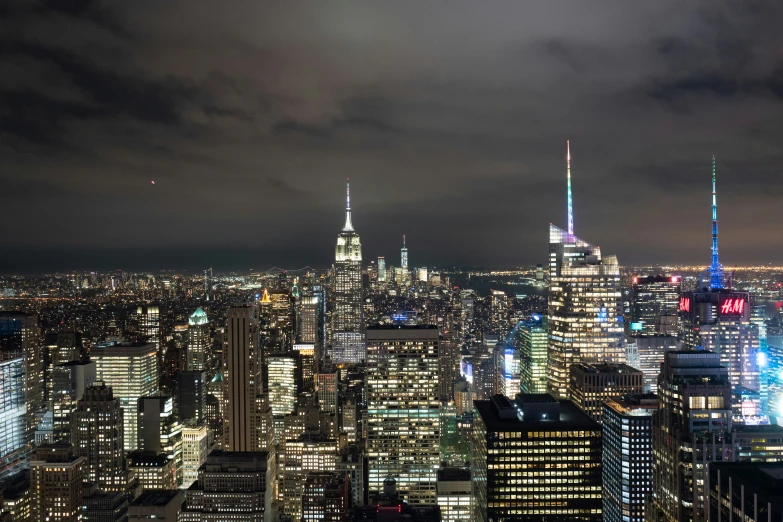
[546,142,625,398]
[710,155,723,290]
[401,234,408,269]
[331,180,364,364]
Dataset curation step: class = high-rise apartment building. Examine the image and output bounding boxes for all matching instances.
[222,304,262,452]
[629,275,681,336]
[366,326,440,504]
[0,312,43,455]
[29,444,84,522]
[649,350,732,522]
[186,308,209,372]
[602,394,657,522]
[179,451,271,521]
[519,315,548,394]
[332,180,364,364]
[471,394,603,521]
[91,342,158,451]
[546,143,624,398]
[569,363,644,423]
[73,383,133,493]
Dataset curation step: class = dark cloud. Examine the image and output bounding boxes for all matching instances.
[1,0,782,272]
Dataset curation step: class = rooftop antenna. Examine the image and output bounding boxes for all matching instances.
[567,141,574,236]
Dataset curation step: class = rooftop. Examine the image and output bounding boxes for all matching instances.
[131,490,182,507]
[474,396,600,432]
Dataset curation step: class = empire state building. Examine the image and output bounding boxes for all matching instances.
[331,180,365,363]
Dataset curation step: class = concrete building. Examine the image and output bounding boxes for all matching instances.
[29,444,84,522]
[129,490,183,522]
[569,363,644,423]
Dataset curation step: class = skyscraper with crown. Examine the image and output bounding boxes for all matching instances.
[678,157,760,412]
[331,180,365,363]
[546,142,625,398]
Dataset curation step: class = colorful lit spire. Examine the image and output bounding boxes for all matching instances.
[567,140,574,236]
[710,155,723,289]
[343,178,354,232]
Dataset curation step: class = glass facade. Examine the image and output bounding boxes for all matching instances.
[546,225,624,399]
[0,358,26,484]
[519,317,548,394]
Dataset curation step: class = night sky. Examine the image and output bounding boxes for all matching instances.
[2,1,782,272]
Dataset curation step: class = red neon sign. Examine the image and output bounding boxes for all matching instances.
[720,298,745,315]
[679,297,690,313]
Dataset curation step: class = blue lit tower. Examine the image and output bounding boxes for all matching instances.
[546,142,625,398]
[331,179,365,363]
[678,157,760,416]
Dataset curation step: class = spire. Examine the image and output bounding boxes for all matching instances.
[566,140,574,236]
[343,178,354,232]
[403,234,406,247]
[401,234,408,269]
[710,155,723,290]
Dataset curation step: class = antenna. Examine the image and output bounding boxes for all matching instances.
[343,178,354,232]
[567,141,574,236]
[709,155,723,290]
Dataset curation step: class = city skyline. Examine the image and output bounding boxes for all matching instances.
[3,2,783,272]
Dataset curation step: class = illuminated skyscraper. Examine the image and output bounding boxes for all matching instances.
[181,424,208,489]
[30,444,84,522]
[0,357,27,484]
[222,304,262,452]
[569,363,643,423]
[137,305,161,353]
[471,394,602,521]
[186,308,209,372]
[366,326,440,504]
[91,342,159,451]
[0,312,42,454]
[377,256,386,282]
[332,180,365,364]
[268,354,298,417]
[401,234,408,269]
[546,142,624,398]
[629,275,681,336]
[603,395,657,522]
[73,383,133,493]
[678,158,760,399]
[519,315,548,394]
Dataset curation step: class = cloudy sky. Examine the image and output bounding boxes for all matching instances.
[2,0,782,272]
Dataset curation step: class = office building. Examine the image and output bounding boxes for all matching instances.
[569,363,644,423]
[222,304,262,452]
[498,346,521,398]
[629,275,681,336]
[519,315,548,394]
[1,470,30,521]
[631,335,680,393]
[52,359,96,443]
[136,305,161,354]
[127,451,177,490]
[546,143,624,398]
[366,326,440,504]
[268,354,298,417]
[91,342,158,451]
[129,490,183,522]
[297,295,320,346]
[177,370,206,423]
[708,463,783,521]
[301,471,350,522]
[73,383,133,493]
[181,424,208,489]
[0,312,42,456]
[377,256,386,283]
[353,478,441,521]
[29,444,84,522]
[180,451,271,521]
[332,180,365,364]
[649,350,732,522]
[82,484,129,522]
[137,396,183,486]
[337,445,363,508]
[439,337,460,402]
[454,379,473,416]
[317,369,338,415]
[0,358,27,484]
[471,394,602,521]
[186,308,209,372]
[602,395,657,522]
[436,467,471,522]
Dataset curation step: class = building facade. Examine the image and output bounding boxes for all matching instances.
[366,326,440,504]
[569,363,644,423]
